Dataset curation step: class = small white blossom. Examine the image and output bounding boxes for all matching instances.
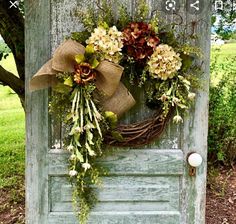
[188,92,196,100]
[67,145,74,152]
[173,97,181,104]
[95,111,102,121]
[88,150,96,157]
[70,154,77,161]
[69,170,78,177]
[84,123,95,130]
[93,27,106,37]
[173,115,184,124]
[75,126,83,133]
[160,94,169,101]
[82,163,91,171]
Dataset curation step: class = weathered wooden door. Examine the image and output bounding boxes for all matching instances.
[25,0,211,223]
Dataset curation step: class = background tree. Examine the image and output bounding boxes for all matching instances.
[212,0,236,40]
[0,0,24,108]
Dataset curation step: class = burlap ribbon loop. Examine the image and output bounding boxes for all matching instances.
[30,39,136,116]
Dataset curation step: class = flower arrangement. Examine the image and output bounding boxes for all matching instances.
[30,0,202,223]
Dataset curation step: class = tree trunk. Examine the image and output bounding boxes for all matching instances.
[0,65,25,109]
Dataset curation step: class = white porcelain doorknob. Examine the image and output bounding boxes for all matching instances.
[188,153,203,167]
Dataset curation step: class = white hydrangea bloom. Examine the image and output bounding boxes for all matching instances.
[86,26,123,64]
[148,44,182,80]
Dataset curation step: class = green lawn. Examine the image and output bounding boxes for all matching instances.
[211,43,236,85]
[211,43,236,59]
[0,54,25,190]
[0,53,18,74]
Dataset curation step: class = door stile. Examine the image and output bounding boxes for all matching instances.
[25,0,51,223]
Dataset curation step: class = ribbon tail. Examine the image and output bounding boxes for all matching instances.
[101,82,136,117]
[29,60,58,91]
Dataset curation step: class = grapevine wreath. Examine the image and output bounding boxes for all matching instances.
[30,1,202,223]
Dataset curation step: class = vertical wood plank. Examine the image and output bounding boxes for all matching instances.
[181,1,211,223]
[25,0,51,223]
[51,0,83,50]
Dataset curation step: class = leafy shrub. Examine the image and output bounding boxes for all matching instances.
[208,53,236,165]
[0,40,11,61]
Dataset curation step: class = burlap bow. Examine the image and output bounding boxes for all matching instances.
[30,39,136,116]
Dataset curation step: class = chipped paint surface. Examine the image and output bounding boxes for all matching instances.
[25,0,210,223]
[51,0,83,51]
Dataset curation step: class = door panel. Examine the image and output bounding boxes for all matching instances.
[48,211,181,224]
[48,149,183,175]
[48,149,183,223]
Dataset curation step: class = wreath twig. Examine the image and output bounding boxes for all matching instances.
[105,108,174,147]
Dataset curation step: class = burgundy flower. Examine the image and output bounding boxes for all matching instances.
[74,63,96,85]
[122,22,160,62]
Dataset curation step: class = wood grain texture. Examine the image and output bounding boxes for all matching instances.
[48,149,183,175]
[47,148,183,223]
[50,175,180,212]
[51,0,83,50]
[25,0,51,223]
[48,211,181,224]
[180,1,211,224]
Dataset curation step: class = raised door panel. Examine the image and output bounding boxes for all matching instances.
[49,212,181,224]
[48,150,183,223]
